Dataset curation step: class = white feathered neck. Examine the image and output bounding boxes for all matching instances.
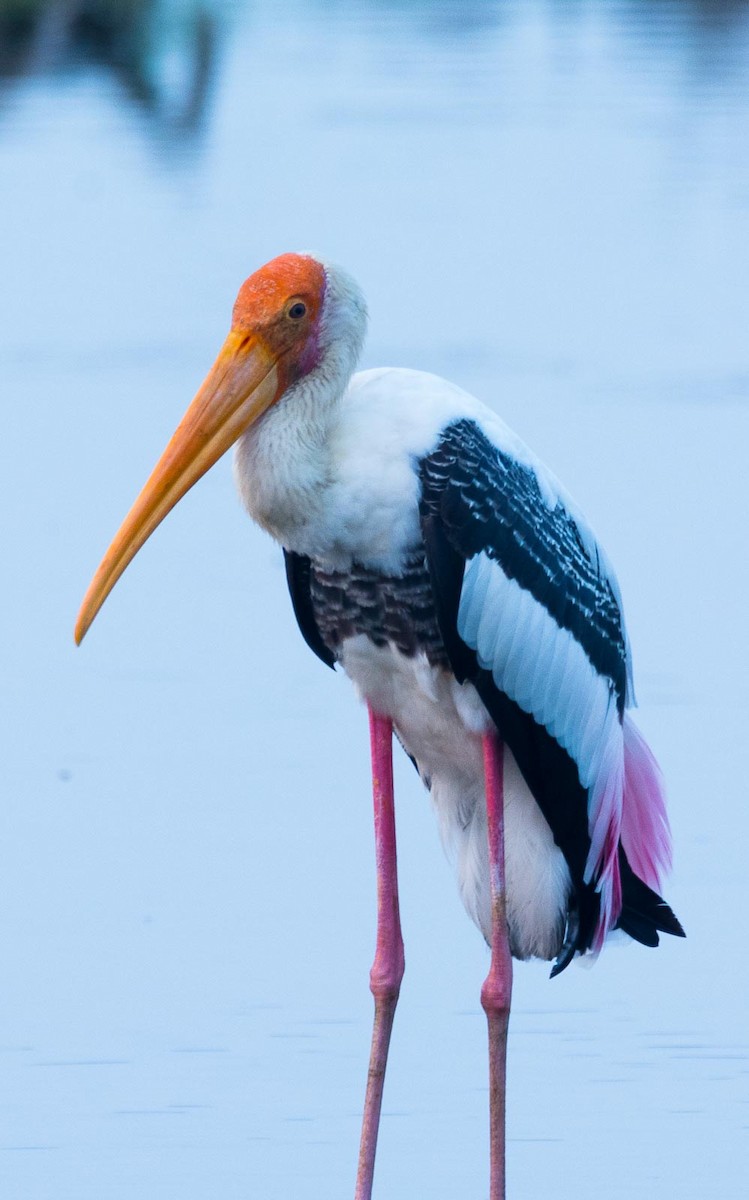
[233,261,367,550]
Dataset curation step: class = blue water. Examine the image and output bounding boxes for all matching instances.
[2,2,748,1196]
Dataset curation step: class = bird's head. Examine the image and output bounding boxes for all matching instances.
[74,252,366,644]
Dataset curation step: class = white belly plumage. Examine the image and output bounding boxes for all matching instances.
[339,635,571,961]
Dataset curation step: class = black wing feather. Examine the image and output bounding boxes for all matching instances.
[283,549,336,670]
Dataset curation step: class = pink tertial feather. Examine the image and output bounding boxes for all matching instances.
[620,715,672,890]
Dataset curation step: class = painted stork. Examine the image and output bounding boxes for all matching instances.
[75,252,684,1199]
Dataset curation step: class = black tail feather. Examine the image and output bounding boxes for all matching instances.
[552,853,684,976]
[616,853,686,947]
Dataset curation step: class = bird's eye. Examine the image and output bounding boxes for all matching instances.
[288,302,307,320]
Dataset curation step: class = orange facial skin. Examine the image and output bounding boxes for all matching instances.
[232,253,327,389]
[74,253,327,645]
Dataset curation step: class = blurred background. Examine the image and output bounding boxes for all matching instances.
[1,2,748,1197]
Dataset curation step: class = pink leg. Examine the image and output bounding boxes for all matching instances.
[355,708,405,1200]
[481,732,513,1200]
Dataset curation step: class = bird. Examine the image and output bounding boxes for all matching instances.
[75,251,684,1200]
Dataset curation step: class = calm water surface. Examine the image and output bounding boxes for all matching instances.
[1,2,748,1196]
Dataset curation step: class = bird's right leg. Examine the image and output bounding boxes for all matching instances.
[481,731,512,1200]
[355,708,405,1200]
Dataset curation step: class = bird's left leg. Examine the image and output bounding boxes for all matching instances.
[355,708,405,1200]
[481,732,513,1200]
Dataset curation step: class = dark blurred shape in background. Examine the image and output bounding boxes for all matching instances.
[0,0,220,135]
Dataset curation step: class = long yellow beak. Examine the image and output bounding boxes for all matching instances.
[75,331,280,645]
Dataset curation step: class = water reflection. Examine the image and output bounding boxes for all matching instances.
[0,0,221,136]
[0,0,747,158]
[1,1,748,115]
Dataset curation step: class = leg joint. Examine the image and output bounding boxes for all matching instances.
[369,946,405,1002]
[481,973,512,1018]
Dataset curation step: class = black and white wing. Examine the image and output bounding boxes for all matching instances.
[419,417,677,959]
